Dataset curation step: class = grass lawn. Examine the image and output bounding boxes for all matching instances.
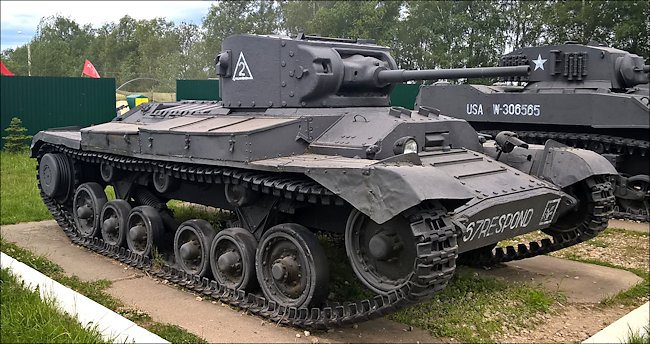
[1,268,106,343]
[390,268,561,342]
[1,151,51,225]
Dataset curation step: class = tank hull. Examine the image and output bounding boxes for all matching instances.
[417,84,650,220]
[31,98,616,328]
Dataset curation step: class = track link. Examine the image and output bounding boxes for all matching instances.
[483,129,649,222]
[37,144,458,328]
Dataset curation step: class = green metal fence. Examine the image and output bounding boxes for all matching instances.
[175,79,419,109]
[176,79,221,101]
[1,76,116,136]
[390,84,420,109]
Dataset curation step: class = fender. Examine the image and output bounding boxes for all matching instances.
[31,129,82,158]
[533,140,617,188]
[308,163,474,224]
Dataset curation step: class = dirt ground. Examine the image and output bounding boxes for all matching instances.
[496,303,633,342]
[492,222,649,343]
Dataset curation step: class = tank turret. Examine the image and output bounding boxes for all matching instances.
[215,33,529,108]
[499,42,649,89]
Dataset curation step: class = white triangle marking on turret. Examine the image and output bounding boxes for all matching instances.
[232,51,254,80]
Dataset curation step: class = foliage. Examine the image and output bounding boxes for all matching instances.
[625,325,650,344]
[2,117,32,152]
[1,1,646,89]
[0,152,51,225]
[0,268,108,343]
[144,323,208,344]
[1,239,208,343]
[390,267,561,342]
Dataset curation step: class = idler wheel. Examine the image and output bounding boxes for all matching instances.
[100,199,132,247]
[39,153,74,202]
[256,223,328,308]
[210,227,257,290]
[72,182,108,238]
[345,209,417,295]
[126,205,164,257]
[173,219,215,277]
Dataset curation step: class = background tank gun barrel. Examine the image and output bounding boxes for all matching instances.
[376,65,530,84]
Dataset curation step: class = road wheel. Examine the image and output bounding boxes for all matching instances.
[210,227,257,290]
[100,199,131,247]
[256,223,328,308]
[126,205,164,256]
[174,219,216,277]
[73,182,108,238]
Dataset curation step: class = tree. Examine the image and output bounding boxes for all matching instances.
[279,0,335,34]
[541,1,649,59]
[0,0,646,84]
[502,0,548,50]
[176,22,209,79]
[398,1,507,70]
[30,15,94,76]
[304,1,402,45]
[202,0,282,75]
[2,117,32,152]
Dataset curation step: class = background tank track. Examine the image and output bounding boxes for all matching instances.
[483,129,648,222]
[36,144,458,328]
[35,144,615,326]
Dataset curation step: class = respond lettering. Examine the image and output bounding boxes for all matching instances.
[462,208,534,242]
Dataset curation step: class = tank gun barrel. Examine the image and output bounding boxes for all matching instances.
[376,65,530,84]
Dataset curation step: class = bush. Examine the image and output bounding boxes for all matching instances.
[2,117,32,152]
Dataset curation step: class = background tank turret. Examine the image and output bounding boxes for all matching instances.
[30,33,615,328]
[417,42,650,221]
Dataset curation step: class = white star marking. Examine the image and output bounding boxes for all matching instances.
[532,54,547,71]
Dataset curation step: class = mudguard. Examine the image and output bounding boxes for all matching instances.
[308,163,474,224]
[30,130,82,158]
[534,140,618,188]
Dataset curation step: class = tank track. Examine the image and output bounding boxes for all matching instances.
[36,144,457,328]
[460,175,615,267]
[483,129,649,222]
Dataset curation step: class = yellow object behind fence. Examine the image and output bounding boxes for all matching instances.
[135,97,149,106]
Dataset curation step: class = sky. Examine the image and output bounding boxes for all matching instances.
[0,0,215,51]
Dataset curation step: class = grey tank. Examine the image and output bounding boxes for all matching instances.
[417,42,650,221]
[31,34,616,328]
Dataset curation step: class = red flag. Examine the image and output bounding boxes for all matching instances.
[1,60,14,76]
[82,59,100,78]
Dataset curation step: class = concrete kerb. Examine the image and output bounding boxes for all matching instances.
[0,252,168,344]
[582,302,650,344]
